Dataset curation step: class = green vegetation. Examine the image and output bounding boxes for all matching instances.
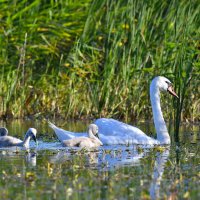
[0,0,199,125]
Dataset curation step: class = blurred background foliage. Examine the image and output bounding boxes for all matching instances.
[0,0,199,122]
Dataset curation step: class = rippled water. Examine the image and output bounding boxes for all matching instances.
[0,120,199,199]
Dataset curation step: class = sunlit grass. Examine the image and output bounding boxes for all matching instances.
[0,0,199,130]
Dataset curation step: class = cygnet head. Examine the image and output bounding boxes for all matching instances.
[88,124,99,138]
[26,128,37,143]
[0,127,8,136]
[151,76,179,98]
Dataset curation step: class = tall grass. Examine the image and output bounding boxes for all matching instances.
[0,0,91,118]
[69,0,199,123]
[0,0,199,132]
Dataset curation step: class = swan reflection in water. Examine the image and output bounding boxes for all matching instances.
[150,147,170,200]
[49,145,145,169]
[0,149,37,167]
[49,149,100,167]
[48,145,170,199]
[0,144,170,199]
[25,152,37,166]
[100,146,170,199]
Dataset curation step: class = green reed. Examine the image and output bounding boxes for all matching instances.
[72,0,199,122]
[0,0,199,132]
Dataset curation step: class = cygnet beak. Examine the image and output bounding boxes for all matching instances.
[96,132,100,139]
[32,134,37,143]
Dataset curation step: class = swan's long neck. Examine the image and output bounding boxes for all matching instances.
[150,83,170,144]
[22,134,31,148]
[88,130,103,145]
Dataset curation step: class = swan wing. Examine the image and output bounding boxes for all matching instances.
[48,121,87,142]
[0,136,22,147]
[94,118,158,145]
[62,137,84,147]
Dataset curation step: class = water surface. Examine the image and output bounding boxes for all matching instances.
[0,120,199,199]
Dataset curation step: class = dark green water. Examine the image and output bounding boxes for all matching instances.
[0,120,199,200]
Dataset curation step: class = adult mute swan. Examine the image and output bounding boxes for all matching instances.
[0,128,37,148]
[62,124,103,148]
[49,76,178,145]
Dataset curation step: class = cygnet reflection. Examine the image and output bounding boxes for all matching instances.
[49,149,99,167]
[25,152,37,167]
[49,145,147,170]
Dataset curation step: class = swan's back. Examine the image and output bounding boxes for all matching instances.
[95,118,158,145]
[62,137,101,148]
[48,121,87,141]
[95,118,144,135]
[0,128,37,148]
[0,136,22,147]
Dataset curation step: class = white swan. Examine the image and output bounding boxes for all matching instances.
[0,128,37,148]
[62,124,103,148]
[49,76,178,145]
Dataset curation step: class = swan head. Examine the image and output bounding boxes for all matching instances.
[26,128,37,143]
[152,76,179,98]
[0,127,8,136]
[88,124,99,138]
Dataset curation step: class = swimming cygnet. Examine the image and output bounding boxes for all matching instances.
[0,128,37,148]
[62,124,103,148]
[0,127,8,136]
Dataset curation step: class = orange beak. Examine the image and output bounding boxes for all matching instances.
[167,86,179,98]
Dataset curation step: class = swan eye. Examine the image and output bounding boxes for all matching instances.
[165,81,171,86]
